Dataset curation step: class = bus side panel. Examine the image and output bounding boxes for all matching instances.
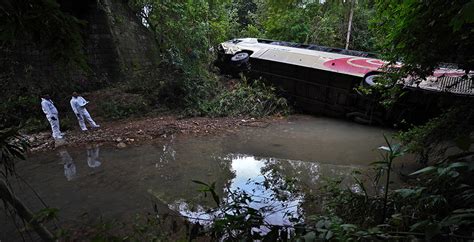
[249,58,364,118]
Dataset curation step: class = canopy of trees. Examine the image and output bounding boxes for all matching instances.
[1,0,474,240]
[373,0,474,77]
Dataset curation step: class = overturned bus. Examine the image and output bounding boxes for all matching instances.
[216,38,473,124]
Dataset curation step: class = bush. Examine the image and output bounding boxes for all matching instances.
[122,62,289,119]
[396,105,474,164]
[193,78,290,117]
[96,91,151,120]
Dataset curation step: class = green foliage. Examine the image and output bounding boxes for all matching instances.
[372,0,474,77]
[182,142,466,241]
[130,0,237,69]
[319,138,406,230]
[189,78,290,117]
[0,94,41,128]
[0,0,87,68]
[0,127,28,179]
[97,92,151,120]
[122,58,289,118]
[396,105,474,164]
[240,24,263,38]
[232,0,258,27]
[304,144,474,241]
[348,1,377,51]
[260,0,377,51]
[30,208,59,224]
[123,0,296,121]
[391,160,474,239]
[192,180,220,206]
[192,179,278,240]
[320,178,383,228]
[263,7,312,43]
[126,0,291,119]
[197,134,463,241]
[363,11,474,241]
[308,6,340,47]
[373,136,406,223]
[1,0,380,132]
[0,128,57,241]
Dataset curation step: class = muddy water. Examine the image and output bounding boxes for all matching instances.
[1,116,412,238]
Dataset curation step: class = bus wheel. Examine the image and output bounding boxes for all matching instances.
[230,52,250,76]
[362,73,382,87]
[230,52,249,65]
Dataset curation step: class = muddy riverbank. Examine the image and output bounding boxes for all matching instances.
[26,115,285,152]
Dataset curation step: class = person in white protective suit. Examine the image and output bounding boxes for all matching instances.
[70,92,100,131]
[41,94,64,139]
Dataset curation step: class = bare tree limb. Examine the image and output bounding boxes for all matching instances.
[0,179,54,241]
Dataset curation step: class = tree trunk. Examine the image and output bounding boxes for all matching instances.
[0,179,54,241]
[345,0,355,50]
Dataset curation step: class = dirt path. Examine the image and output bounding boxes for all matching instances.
[26,115,285,152]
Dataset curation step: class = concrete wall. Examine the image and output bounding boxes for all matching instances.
[1,0,159,87]
[99,0,160,77]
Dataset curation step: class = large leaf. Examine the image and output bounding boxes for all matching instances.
[410,166,436,176]
[395,188,420,198]
[447,162,469,169]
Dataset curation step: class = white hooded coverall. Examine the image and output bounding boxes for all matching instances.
[70,96,99,131]
[41,98,63,139]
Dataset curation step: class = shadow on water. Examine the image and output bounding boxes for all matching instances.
[0,116,413,239]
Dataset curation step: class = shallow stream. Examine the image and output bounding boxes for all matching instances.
[1,115,414,239]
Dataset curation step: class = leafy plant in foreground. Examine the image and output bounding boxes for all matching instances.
[317,143,474,241]
[372,135,406,223]
[0,127,56,241]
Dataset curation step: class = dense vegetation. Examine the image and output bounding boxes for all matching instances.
[1,0,379,129]
[1,0,473,240]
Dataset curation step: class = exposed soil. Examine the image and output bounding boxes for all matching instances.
[26,115,286,152]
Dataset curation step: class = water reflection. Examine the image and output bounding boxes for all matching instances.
[6,116,408,240]
[58,145,102,181]
[228,155,300,226]
[157,135,176,168]
[86,144,101,168]
[167,154,359,230]
[58,149,76,181]
[52,143,366,230]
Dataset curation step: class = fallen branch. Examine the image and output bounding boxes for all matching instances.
[0,179,54,241]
